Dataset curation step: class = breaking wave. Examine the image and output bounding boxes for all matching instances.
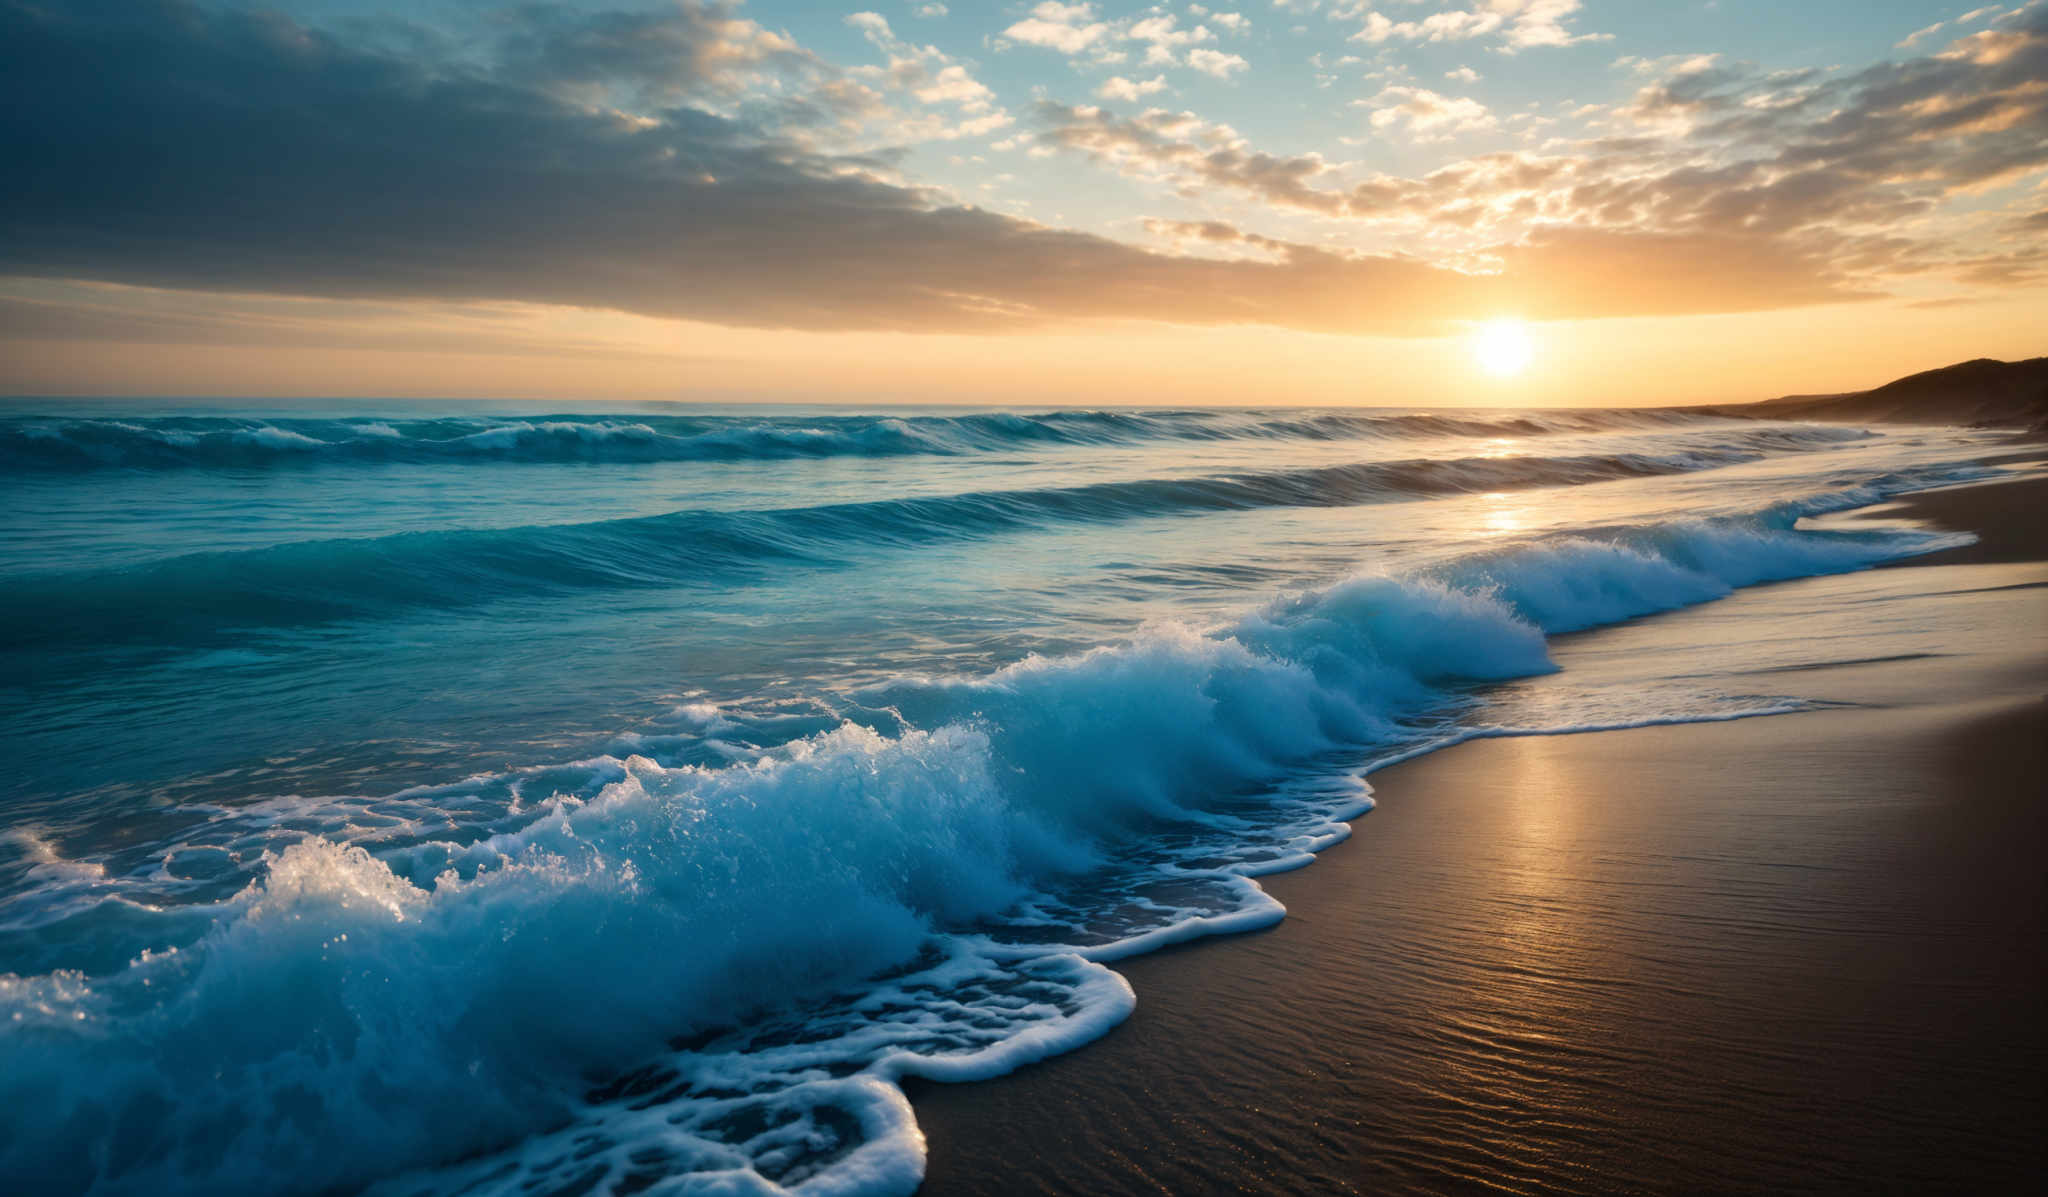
[0,429,1886,652]
[0,481,1975,1196]
[0,406,1788,471]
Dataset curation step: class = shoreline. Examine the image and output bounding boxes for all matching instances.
[910,472,2048,1193]
[1854,467,2048,566]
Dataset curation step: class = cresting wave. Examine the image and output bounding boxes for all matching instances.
[1,406,1733,471]
[0,478,1979,1196]
[0,427,1880,652]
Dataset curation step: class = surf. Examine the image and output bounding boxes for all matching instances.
[0,426,1889,653]
[0,406,1796,471]
[0,481,1982,1195]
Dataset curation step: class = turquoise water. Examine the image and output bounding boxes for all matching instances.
[0,399,2011,1194]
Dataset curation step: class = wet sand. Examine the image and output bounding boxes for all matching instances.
[1861,470,2048,566]
[911,475,2048,1194]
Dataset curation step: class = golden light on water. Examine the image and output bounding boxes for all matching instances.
[1481,491,1528,536]
[1471,319,1535,378]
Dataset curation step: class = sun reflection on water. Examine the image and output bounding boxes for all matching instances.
[1481,491,1531,537]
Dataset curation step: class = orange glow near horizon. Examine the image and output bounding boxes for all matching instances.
[1,280,2043,409]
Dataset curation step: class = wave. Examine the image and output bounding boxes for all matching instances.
[0,430,1884,652]
[0,489,1975,1195]
[0,406,1760,471]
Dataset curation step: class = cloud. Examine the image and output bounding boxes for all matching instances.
[915,64,994,107]
[13,0,2030,346]
[1145,217,1269,244]
[1149,218,1874,318]
[841,10,1010,139]
[1000,4,1243,72]
[1361,86,1497,139]
[496,0,814,105]
[1898,20,1947,49]
[1351,8,1499,46]
[8,0,1826,339]
[1127,15,1213,49]
[1097,74,1170,101]
[1487,226,1874,313]
[1187,48,1250,78]
[1001,2,1111,55]
[0,278,684,361]
[1033,4,2048,295]
[1502,0,1604,49]
[1033,102,1348,213]
[1904,4,2009,46]
[1341,1,1604,51]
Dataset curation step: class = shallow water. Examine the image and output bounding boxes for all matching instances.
[0,399,2021,1194]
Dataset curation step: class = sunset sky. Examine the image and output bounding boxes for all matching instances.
[2,0,2043,406]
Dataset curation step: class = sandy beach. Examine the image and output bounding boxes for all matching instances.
[7,0,2046,1186]
[912,474,2048,1194]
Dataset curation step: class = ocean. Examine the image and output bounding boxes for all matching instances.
[0,399,2017,1194]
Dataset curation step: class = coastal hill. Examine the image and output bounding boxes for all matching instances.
[1710,356,2048,433]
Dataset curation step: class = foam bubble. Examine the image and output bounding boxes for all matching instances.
[0,485,1989,1194]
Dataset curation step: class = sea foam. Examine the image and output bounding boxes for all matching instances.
[0,480,1980,1195]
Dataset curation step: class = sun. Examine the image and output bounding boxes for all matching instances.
[1470,319,1535,378]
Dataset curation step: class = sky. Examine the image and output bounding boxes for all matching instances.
[1,0,2043,406]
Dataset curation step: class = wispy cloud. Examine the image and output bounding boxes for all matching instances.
[1097,74,1170,101]
[0,0,1691,338]
[1000,2,1252,72]
[1339,0,1606,52]
[3,0,2042,350]
[1032,4,2048,291]
[1359,86,1498,140]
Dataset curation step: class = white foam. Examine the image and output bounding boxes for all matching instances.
[0,482,1993,1195]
